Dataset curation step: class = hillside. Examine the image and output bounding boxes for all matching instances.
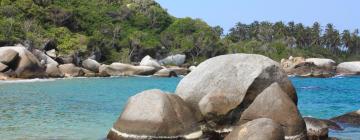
[1,0,360,64]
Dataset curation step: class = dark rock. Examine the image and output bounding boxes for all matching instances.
[304,117,330,140]
[225,118,285,140]
[331,110,360,126]
[107,89,202,140]
[238,83,306,139]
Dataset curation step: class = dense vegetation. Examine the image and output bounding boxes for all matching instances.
[1,0,359,64]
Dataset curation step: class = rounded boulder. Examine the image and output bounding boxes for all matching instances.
[107,89,202,140]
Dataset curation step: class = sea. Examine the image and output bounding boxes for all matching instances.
[0,76,359,140]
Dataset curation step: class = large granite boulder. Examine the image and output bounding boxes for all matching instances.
[154,68,177,77]
[238,83,306,139]
[139,55,162,70]
[225,118,285,140]
[107,89,202,140]
[82,59,100,72]
[175,54,297,128]
[0,45,45,78]
[331,109,360,126]
[59,64,84,77]
[0,48,19,65]
[336,62,360,75]
[160,54,186,66]
[99,63,156,76]
[31,49,63,78]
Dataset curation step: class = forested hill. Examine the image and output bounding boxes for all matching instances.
[0,0,359,64]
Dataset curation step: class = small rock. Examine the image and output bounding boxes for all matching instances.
[0,62,9,72]
[154,68,177,77]
[82,59,100,72]
[59,64,84,77]
[139,55,162,69]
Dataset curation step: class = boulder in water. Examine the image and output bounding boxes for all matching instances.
[331,109,360,126]
[336,62,360,75]
[224,118,285,140]
[82,58,100,72]
[59,64,84,77]
[175,54,297,129]
[238,83,306,139]
[107,89,202,140]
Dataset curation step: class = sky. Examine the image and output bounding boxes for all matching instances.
[155,0,360,33]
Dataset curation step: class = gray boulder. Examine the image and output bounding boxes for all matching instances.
[59,64,84,77]
[107,89,202,140]
[99,63,156,76]
[0,48,19,65]
[139,55,162,69]
[175,54,297,127]
[225,118,285,140]
[331,109,360,126]
[0,45,45,78]
[336,62,360,75]
[154,68,177,77]
[238,83,306,139]
[82,59,100,72]
[160,54,186,66]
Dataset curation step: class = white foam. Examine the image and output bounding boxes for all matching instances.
[0,78,56,84]
[284,132,306,140]
[110,127,202,139]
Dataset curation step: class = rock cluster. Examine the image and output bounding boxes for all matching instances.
[281,56,360,77]
[0,44,191,79]
[108,54,309,140]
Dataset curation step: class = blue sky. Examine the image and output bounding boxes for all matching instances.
[155,0,359,33]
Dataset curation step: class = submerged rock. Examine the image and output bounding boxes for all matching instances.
[82,58,100,72]
[281,57,336,78]
[175,54,297,128]
[225,118,285,140]
[59,64,84,77]
[107,89,201,140]
[238,83,306,139]
[336,62,360,75]
[331,109,360,126]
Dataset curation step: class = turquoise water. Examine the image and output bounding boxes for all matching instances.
[0,76,359,139]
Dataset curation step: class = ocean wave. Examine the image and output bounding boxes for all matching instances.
[0,78,56,84]
[300,86,321,90]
